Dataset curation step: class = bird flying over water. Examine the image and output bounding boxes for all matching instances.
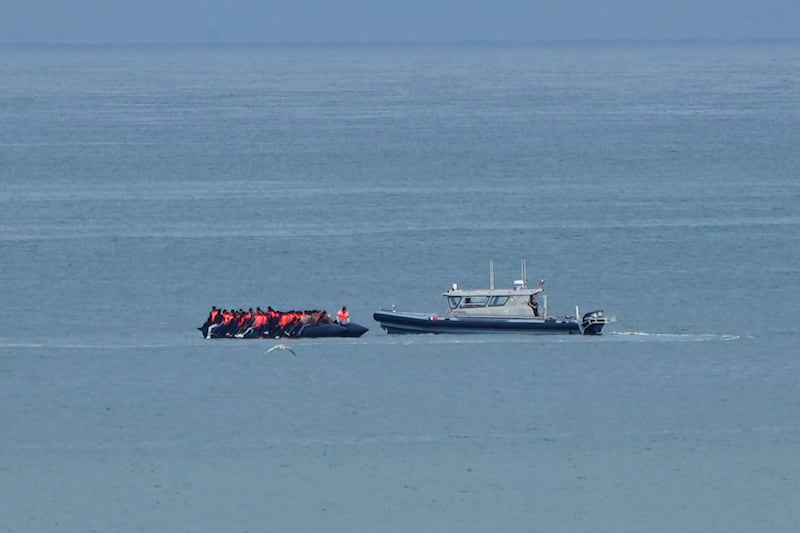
[266,344,296,356]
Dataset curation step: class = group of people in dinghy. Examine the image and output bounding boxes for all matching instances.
[199,305,350,339]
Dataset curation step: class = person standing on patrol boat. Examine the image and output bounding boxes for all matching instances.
[528,295,539,317]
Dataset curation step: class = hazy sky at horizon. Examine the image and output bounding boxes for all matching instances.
[2,0,799,44]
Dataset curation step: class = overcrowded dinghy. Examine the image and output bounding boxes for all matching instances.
[199,306,368,339]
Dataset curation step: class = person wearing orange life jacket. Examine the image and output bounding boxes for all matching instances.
[206,308,233,338]
[252,307,266,327]
[277,311,296,336]
[337,306,350,325]
[239,308,268,338]
[254,309,269,335]
[289,311,313,336]
[199,306,220,337]
[235,309,251,333]
[286,311,305,336]
[222,309,237,337]
[265,307,281,336]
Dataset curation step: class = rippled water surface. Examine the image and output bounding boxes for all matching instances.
[1,42,799,532]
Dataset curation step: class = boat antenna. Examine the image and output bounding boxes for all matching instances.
[521,258,527,288]
[489,259,495,290]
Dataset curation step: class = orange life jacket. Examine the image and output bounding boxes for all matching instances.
[278,313,292,328]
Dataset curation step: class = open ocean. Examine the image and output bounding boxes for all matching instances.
[1,42,799,531]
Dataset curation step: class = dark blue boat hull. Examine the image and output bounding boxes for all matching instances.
[373,310,605,335]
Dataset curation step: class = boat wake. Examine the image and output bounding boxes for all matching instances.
[364,330,755,346]
[609,331,754,342]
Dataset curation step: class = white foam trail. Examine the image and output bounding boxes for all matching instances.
[610,331,753,342]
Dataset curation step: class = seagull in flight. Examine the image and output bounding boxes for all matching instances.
[266,344,296,357]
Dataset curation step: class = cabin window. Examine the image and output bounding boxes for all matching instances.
[461,296,489,308]
[447,296,461,309]
[488,296,509,307]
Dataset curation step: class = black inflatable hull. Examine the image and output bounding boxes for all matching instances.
[294,323,369,338]
[202,322,368,339]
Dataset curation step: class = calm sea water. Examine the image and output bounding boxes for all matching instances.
[1,42,799,531]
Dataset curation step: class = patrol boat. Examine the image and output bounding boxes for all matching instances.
[373,261,614,335]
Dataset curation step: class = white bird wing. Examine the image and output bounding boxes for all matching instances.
[266,344,296,356]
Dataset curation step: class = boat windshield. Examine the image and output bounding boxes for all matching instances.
[461,296,489,308]
[447,296,461,309]
[488,296,509,307]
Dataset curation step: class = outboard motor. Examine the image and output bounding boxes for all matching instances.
[581,310,607,335]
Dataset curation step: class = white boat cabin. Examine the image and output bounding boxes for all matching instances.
[444,284,546,318]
